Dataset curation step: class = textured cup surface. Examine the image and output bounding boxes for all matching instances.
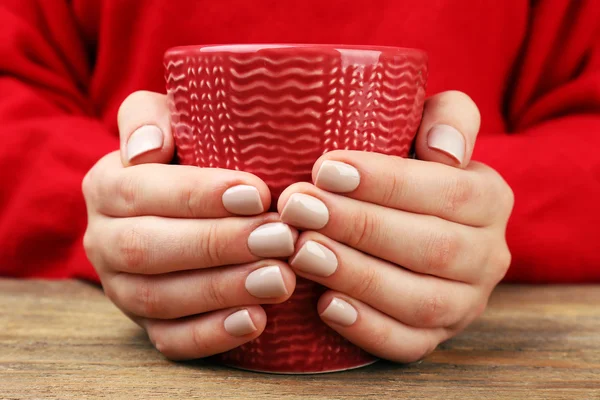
[164,44,428,373]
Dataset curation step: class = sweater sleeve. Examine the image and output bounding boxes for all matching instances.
[475,0,600,283]
[0,2,115,281]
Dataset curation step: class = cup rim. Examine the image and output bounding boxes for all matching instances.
[164,43,427,57]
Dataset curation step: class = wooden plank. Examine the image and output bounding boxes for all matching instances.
[1,280,599,399]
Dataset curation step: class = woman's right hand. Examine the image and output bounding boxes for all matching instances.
[82,91,297,360]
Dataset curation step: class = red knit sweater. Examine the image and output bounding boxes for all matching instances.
[1,1,599,283]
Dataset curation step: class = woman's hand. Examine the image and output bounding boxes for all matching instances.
[278,91,514,362]
[82,91,298,360]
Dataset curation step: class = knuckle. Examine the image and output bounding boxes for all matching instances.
[82,230,97,262]
[115,173,139,215]
[499,179,515,216]
[442,173,477,213]
[82,230,94,254]
[174,176,218,218]
[414,290,449,327]
[345,209,380,250]
[202,273,229,309]
[116,224,148,272]
[82,160,107,204]
[478,164,514,220]
[349,263,381,300]
[81,170,94,199]
[422,228,460,275]
[499,246,513,271]
[190,324,213,357]
[131,278,161,317]
[490,245,512,283]
[473,298,489,319]
[82,152,120,211]
[381,171,404,206]
[101,281,118,304]
[179,183,205,218]
[196,222,224,268]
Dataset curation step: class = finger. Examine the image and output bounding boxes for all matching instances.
[89,152,271,218]
[414,91,480,168]
[105,260,294,319]
[142,306,267,360]
[278,183,489,283]
[117,91,174,166]
[290,232,482,328]
[311,150,506,227]
[94,214,297,274]
[317,292,448,363]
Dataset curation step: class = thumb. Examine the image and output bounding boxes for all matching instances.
[413,90,481,168]
[117,91,175,167]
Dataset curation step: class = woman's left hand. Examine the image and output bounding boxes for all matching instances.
[278,91,514,362]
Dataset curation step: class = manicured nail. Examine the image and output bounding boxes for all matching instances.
[126,125,164,161]
[247,222,295,257]
[320,297,358,326]
[224,309,257,336]
[427,124,465,164]
[315,160,360,193]
[222,185,264,215]
[290,241,338,277]
[245,266,288,298]
[280,193,329,230]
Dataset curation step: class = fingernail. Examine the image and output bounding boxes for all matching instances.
[247,222,295,257]
[126,125,164,161]
[245,266,288,298]
[280,193,329,230]
[320,297,358,326]
[290,241,338,277]
[224,309,257,336]
[427,124,465,164]
[222,185,264,215]
[315,160,360,193]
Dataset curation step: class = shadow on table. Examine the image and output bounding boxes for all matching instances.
[179,358,412,378]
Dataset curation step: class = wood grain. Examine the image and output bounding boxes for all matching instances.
[1,279,599,399]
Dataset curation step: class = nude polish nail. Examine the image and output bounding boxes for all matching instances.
[126,125,164,161]
[224,309,257,336]
[315,160,360,193]
[427,124,466,164]
[245,265,288,298]
[320,297,358,326]
[247,222,295,258]
[280,193,329,230]
[222,185,264,215]
[290,241,338,277]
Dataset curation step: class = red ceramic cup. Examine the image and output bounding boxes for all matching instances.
[164,44,428,374]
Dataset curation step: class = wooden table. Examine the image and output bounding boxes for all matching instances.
[1,280,599,399]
